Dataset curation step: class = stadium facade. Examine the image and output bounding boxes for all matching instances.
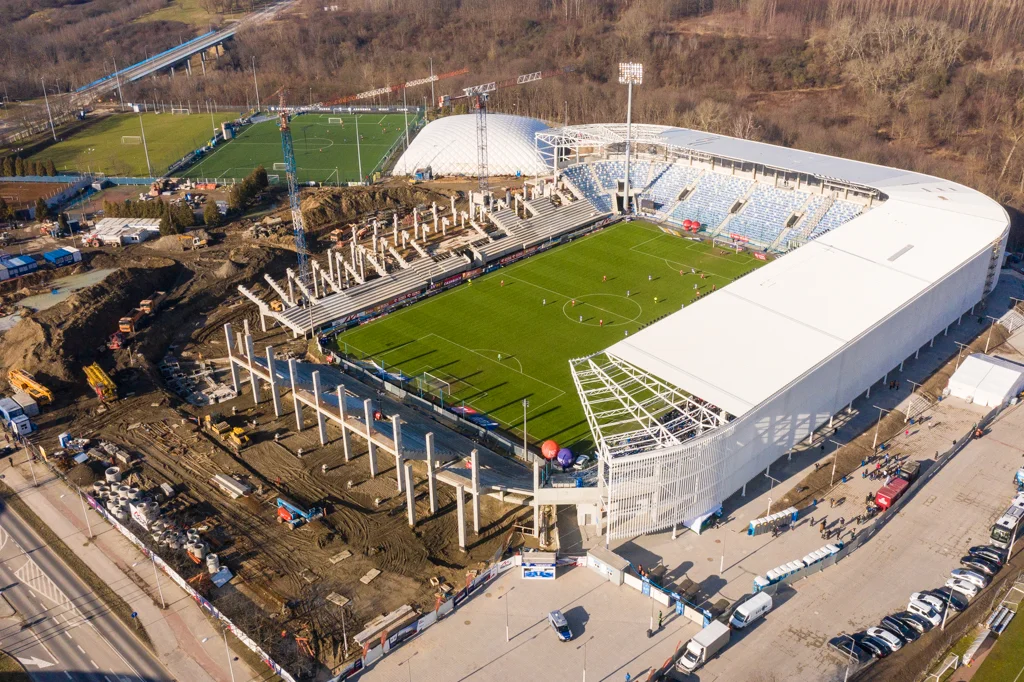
[535,123,1010,540]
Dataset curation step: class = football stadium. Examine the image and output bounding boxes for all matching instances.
[241,112,1010,542]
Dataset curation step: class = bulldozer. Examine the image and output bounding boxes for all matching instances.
[226,427,250,452]
[203,414,250,452]
[203,413,231,436]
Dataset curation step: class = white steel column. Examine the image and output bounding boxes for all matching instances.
[288,358,302,431]
[471,449,481,534]
[456,485,467,551]
[313,371,328,445]
[533,460,541,538]
[426,433,437,514]
[338,387,351,462]
[224,324,240,394]
[244,334,260,404]
[404,462,415,528]
[265,346,281,417]
[363,398,377,477]
[391,415,404,493]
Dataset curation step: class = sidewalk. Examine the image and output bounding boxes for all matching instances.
[2,454,269,682]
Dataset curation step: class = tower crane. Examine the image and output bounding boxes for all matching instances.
[277,90,311,288]
[438,66,574,199]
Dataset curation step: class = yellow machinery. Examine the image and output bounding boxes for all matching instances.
[227,427,250,452]
[83,363,117,402]
[204,414,249,452]
[8,369,53,405]
[203,414,231,436]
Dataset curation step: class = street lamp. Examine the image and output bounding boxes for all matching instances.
[618,62,643,217]
[871,406,891,451]
[828,439,843,488]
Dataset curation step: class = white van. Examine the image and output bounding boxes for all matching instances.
[729,592,773,629]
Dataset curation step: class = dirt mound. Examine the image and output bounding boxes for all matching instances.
[216,260,240,278]
[147,229,213,252]
[0,259,180,389]
[300,185,455,230]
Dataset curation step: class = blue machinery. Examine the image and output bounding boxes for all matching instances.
[278,92,311,287]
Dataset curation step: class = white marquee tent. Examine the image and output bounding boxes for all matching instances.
[393,114,548,177]
[946,354,1024,407]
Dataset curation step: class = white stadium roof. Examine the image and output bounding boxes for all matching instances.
[393,114,548,177]
[561,125,1010,419]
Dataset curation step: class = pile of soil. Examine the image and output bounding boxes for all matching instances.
[216,260,240,278]
[301,185,456,230]
[0,259,180,389]
[146,228,213,252]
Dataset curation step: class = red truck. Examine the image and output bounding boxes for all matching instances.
[875,477,910,510]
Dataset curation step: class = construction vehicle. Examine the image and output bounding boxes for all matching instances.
[7,369,53,405]
[83,363,117,402]
[226,427,250,452]
[107,331,126,350]
[204,414,250,452]
[269,299,284,312]
[177,234,208,250]
[204,413,232,436]
[139,291,167,315]
[276,497,324,529]
[118,308,145,334]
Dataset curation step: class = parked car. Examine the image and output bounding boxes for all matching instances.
[572,454,591,471]
[851,632,890,658]
[880,615,919,642]
[547,610,572,641]
[968,546,1006,566]
[945,578,981,599]
[927,587,968,612]
[960,556,1000,576]
[828,636,870,664]
[893,611,931,633]
[910,592,947,613]
[866,627,903,653]
[950,568,989,589]
[907,600,942,627]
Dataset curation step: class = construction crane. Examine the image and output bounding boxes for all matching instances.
[83,363,117,402]
[7,369,53,405]
[317,67,470,108]
[438,66,574,200]
[277,90,312,287]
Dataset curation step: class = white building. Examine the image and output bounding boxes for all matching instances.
[87,218,162,246]
[530,124,1010,540]
[392,114,549,177]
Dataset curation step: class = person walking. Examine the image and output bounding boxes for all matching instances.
[658,611,663,629]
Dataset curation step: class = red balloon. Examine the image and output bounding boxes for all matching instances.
[541,440,559,460]
[683,219,693,228]
[691,222,701,231]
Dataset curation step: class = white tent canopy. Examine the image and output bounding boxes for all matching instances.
[393,114,548,177]
[947,354,1024,407]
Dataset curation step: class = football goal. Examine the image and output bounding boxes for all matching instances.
[121,136,143,145]
[273,162,288,171]
[327,117,345,125]
[267,174,281,184]
[170,108,191,115]
[416,370,453,399]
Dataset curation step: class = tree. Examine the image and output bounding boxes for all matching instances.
[227,184,245,211]
[27,160,39,176]
[1,157,12,177]
[57,213,69,234]
[203,200,222,227]
[159,213,181,236]
[34,197,48,221]
[45,159,56,176]
[0,197,10,223]
[14,157,23,176]
[253,165,269,191]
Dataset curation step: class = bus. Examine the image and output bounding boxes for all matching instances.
[991,496,1024,549]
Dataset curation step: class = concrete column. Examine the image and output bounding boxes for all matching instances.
[915,348,920,360]
[363,398,377,477]
[741,483,746,497]
[866,386,871,398]
[338,387,351,462]
[260,310,267,333]
[224,323,241,394]
[899,361,904,372]
[931,336,935,348]
[456,485,467,551]
[847,402,853,414]
[245,334,260,404]
[391,415,404,493]
[471,449,481,534]
[287,277,295,306]
[313,371,328,446]
[883,372,888,385]
[265,346,282,417]
[288,358,302,431]
[404,462,415,527]
[426,433,437,514]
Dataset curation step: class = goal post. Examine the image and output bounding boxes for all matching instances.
[170,108,191,115]
[121,136,142,145]
[267,174,280,184]
[417,370,452,399]
[327,117,345,125]
[272,162,288,171]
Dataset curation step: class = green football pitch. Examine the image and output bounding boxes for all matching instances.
[336,221,767,452]
[30,112,239,177]
[183,113,412,184]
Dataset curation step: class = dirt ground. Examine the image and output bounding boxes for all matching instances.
[3,184,531,678]
[0,181,73,210]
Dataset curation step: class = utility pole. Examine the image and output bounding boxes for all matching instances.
[112,55,125,112]
[252,56,261,111]
[138,114,153,177]
[522,399,529,457]
[403,87,410,147]
[41,78,57,142]
[355,114,362,182]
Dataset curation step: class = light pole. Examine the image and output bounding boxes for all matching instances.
[223,624,236,682]
[78,490,93,538]
[505,589,510,643]
[985,315,1001,353]
[251,56,261,111]
[828,439,843,488]
[954,341,970,370]
[905,380,921,423]
[871,406,891,451]
[112,55,125,112]
[522,399,529,457]
[941,577,952,630]
[355,114,363,182]
[41,79,57,142]
[618,62,643,217]
[138,114,153,177]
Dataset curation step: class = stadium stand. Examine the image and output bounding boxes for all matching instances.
[642,163,702,205]
[726,184,810,246]
[670,172,754,231]
[474,197,611,262]
[628,161,650,192]
[561,165,612,212]
[810,199,864,238]
[594,160,625,190]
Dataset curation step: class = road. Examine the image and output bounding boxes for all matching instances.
[73,0,294,105]
[0,497,171,681]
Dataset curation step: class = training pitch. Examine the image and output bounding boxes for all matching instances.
[336,221,767,452]
[183,113,411,184]
[30,112,239,177]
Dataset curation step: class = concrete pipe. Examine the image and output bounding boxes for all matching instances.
[105,467,122,483]
[206,553,220,574]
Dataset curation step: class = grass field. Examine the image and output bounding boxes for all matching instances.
[336,221,766,452]
[29,112,238,177]
[183,113,412,184]
[972,602,1024,682]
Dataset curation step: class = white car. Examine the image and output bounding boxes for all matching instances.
[910,592,946,613]
[946,578,980,599]
[950,568,989,589]
[865,627,903,652]
[907,600,942,626]
[572,455,591,471]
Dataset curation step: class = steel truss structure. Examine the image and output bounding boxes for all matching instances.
[570,352,726,459]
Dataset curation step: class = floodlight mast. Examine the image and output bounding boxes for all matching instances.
[618,62,643,216]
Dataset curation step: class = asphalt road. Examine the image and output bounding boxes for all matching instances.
[0,497,171,681]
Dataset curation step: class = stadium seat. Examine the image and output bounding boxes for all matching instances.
[670,173,754,231]
[726,184,810,247]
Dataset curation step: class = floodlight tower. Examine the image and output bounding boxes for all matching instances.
[618,62,643,216]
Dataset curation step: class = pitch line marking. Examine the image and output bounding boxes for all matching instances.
[560,294,643,326]
[472,349,524,373]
